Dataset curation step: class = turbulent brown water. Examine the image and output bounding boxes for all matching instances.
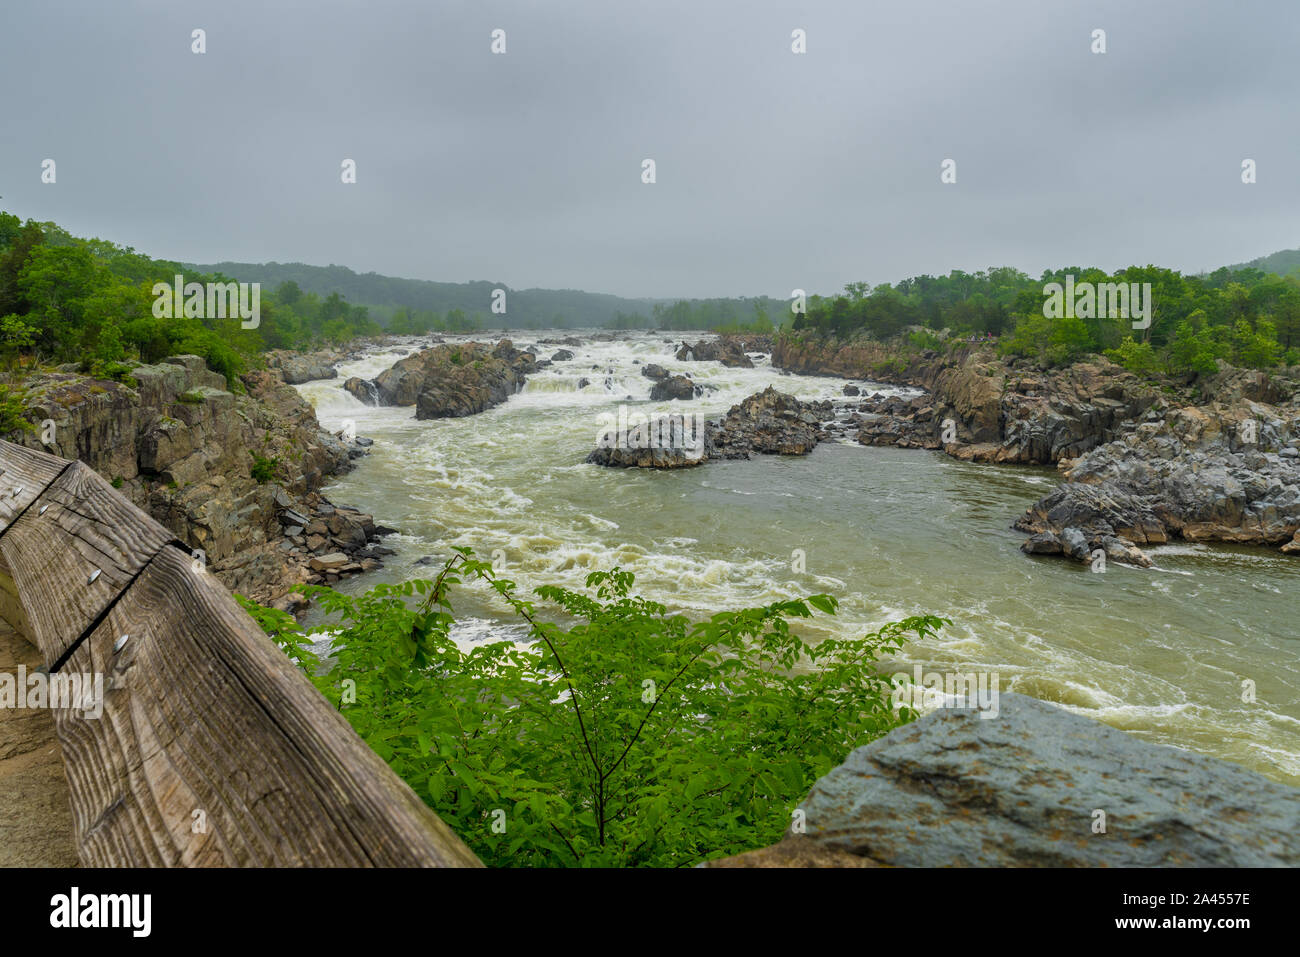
[297,332,1300,785]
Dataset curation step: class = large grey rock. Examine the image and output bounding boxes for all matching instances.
[781,342,1163,463]
[792,693,1300,866]
[649,374,698,401]
[267,352,338,384]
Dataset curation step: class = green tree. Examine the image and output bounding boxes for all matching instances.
[1105,336,1160,375]
[243,550,945,868]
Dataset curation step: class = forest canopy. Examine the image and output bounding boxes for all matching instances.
[3,209,1297,381]
[789,264,1300,373]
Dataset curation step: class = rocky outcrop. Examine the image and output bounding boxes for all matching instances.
[772,334,902,380]
[776,333,1300,562]
[13,355,379,607]
[350,339,536,419]
[640,363,669,381]
[853,392,946,451]
[850,355,1157,465]
[775,335,1159,465]
[733,334,774,354]
[1016,396,1300,562]
[587,387,831,470]
[709,387,830,459]
[704,693,1300,867]
[675,338,754,368]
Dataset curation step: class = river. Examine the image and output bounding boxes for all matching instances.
[295,332,1300,785]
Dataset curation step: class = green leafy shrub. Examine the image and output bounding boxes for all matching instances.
[85,358,138,387]
[1104,337,1161,375]
[250,454,279,483]
[242,549,946,867]
[1231,318,1280,369]
[907,329,944,351]
[1168,313,1227,378]
[0,384,33,435]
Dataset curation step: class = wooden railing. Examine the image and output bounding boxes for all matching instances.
[0,438,481,867]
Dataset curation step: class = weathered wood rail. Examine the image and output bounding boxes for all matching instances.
[0,438,481,867]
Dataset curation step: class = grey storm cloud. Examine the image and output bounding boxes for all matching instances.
[1,0,1296,299]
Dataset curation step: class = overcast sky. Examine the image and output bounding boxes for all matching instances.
[2,0,1297,299]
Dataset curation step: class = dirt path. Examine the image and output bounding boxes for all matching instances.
[0,620,78,867]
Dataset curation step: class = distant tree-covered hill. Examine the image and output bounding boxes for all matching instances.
[187,261,664,329]
[187,260,792,333]
[1226,248,1300,277]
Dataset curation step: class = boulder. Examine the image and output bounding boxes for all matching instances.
[309,552,350,571]
[1020,531,1062,555]
[726,693,1300,867]
[266,351,339,384]
[649,375,698,401]
[641,364,670,381]
[343,377,379,405]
